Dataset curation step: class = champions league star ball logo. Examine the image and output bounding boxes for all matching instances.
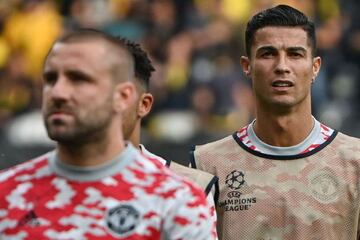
[221,170,256,212]
[225,170,245,190]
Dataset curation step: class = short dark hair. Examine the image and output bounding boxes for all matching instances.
[245,5,316,57]
[118,38,155,91]
[54,29,155,89]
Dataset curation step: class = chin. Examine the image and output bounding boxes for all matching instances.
[47,126,76,142]
[273,101,295,107]
[270,96,297,106]
[48,132,71,142]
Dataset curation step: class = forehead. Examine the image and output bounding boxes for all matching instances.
[252,26,310,51]
[44,40,109,72]
[48,40,108,61]
[44,39,126,74]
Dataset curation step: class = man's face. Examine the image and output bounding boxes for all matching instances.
[121,82,153,143]
[122,88,140,140]
[243,26,320,110]
[42,40,118,144]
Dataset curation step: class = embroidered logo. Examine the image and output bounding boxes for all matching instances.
[310,172,340,203]
[106,204,140,236]
[225,170,245,190]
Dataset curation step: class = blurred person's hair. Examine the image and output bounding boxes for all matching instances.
[245,5,316,57]
[53,29,155,88]
[119,38,155,92]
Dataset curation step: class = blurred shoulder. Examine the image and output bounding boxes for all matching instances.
[169,161,217,195]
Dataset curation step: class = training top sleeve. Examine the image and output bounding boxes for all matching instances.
[162,179,217,240]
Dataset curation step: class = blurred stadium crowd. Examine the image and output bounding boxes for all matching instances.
[0,0,359,169]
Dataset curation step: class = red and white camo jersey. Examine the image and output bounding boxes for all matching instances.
[0,144,215,240]
[191,119,360,240]
[139,144,218,240]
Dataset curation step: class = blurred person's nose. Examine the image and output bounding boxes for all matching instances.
[48,76,72,101]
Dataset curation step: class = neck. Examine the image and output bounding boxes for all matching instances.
[128,122,141,150]
[57,124,125,167]
[254,102,313,147]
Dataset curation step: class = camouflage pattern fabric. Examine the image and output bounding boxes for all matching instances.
[193,131,360,240]
[0,145,215,239]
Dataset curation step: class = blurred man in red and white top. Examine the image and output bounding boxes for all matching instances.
[120,38,218,239]
[0,29,215,240]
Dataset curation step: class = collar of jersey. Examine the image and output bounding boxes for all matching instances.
[139,144,168,166]
[233,119,338,160]
[247,117,321,155]
[48,143,138,182]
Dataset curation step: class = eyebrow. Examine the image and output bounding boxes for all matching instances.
[256,46,277,53]
[42,69,94,82]
[255,45,307,54]
[287,47,307,53]
[256,45,307,53]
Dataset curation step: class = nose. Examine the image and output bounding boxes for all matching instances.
[274,53,290,74]
[45,76,72,102]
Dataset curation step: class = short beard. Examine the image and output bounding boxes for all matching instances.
[45,104,114,147]
[46,117,111,147]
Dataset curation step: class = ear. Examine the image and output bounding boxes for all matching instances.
[312,56,321,83]
[240,56,251,77]
[138,93,153,118]
[113,82,137,113]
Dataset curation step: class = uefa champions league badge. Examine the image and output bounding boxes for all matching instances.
[219,170,257,211]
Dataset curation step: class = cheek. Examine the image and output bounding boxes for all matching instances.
[252,61,271,77]
[123,102,138,121]
[122,107,138,136]
[79,90,113,117]
[297,65,314,83]
[82,86,112,105]
[252,66,270,89]
[41,89,51,106]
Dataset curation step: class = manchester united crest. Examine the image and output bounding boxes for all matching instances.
[106,204,140,237]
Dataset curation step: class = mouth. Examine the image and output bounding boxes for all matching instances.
[272,80,294,87]
[46,109,74,122]
[48,110,71,116]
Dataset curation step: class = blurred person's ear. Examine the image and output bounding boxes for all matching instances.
[240,56,251,77]
[138,93,153,118]
[113,82,137,113]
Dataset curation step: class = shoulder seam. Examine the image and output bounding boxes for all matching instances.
[205,175,218,196]
[189,145,197,169]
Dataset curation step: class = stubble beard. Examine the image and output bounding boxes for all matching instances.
[46,116,112,148]
[44,101,114,147]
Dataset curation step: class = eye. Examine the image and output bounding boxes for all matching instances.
[288,51,304,58]
[67,71,92,83]
[260,51,276,58]
[43,72,58,85]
